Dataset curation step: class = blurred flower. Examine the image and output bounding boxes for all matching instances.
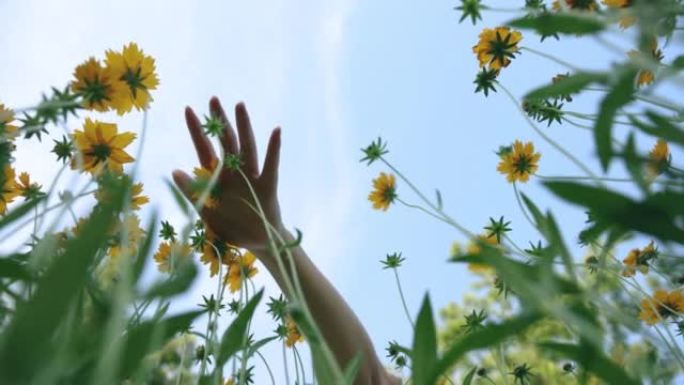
[603,0,634,28]
[52,135,74,163]
[71,57,122,112]
[647,139,670,176]
[473,27,522,70]
[497,140,541,183]
[285,318,304,347]
[552,0,598,11]
[510,363,534,385]
[455,0,483,25]
[154,241,193,273]
[474,67,499,97]
[224,250,258,293]
[0,104,18,141]
[622,241,658,277]
[192,164,220,209]
[71,118,136,174]
[466,234,499,274]
[0,165,19,215]
[105,43,159,114]
[95,180,149,210]
[15,172,43,201]
[629,40,664,87]
[159,220,177,241]
[368,172,397,211]
[640,289,684,325]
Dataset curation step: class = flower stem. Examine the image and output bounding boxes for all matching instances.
[392,268,415,330]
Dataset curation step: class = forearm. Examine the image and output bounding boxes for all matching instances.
[255,228,397,385]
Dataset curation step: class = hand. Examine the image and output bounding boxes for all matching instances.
[172,97,283,255]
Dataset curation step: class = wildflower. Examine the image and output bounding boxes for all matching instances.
[629,40,664,87]
[640,289,684,325]
[603,0,634,28]
[0,104,18,141]
[201,234,237,277]
[224,250,258,293]
[154,241,193,272]
[267,294,288,321]
[622,241,658,277]
[223,153,243,172]
[16,172,44,201]
[497,140,541,183]
[484,216,511,243]
[455,0,483,25]
[228,299,242,314]
[52,135,74,163]
[473,27,523,70]
[523,98,564,126]
[552,0,599,11]
[466,234,499,274]
[71,118,136,174]
[510,363,534,385]
[71,57,121,111]
[285,318,304,347]
[95,180,149,210]
[199,294,225,314]
[19,112,48,141]
[647,139,670,176]
[110,214,146,253]
[35,87,79,125]
[461,309,487,334]
[202,114,224,137]
[159,220,177,241]
[360,137,389,165]
[381,252,405,269]
[584,255,599,273]
[192,164,220,209]
[368,172,397,211]
[474,67,499,97]
[0,165,19,215]
[105,43,159,114]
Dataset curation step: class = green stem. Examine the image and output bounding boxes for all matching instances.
[392,268,415,330]
[255,350,277,385]
[512,183,536,231]
[520,46,582,72]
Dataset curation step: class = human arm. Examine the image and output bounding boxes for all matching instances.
[172,97,401,385]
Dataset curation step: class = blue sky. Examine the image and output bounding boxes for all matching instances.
[2,0,682,383]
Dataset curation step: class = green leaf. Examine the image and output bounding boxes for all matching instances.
[629,111,684,147]
[622,134,649,195]
[462,367,477,385]
[539,342,640,385]
[143,261,198,299]
[118,310,204,380]
[411,294,438,385]
[246,336,278,358]
[0,196,44,231]
[508,13,604,35]
[342,353,363,385]
[0,256,32,280]
[217,289,264,366]
[546,212,576,280]
[672,55,684,68]
[545,181,684,243]
[0,187,122,382]
[525,72,607,101]
[165,178,190,215]
[429,312,542,384]
[594,67,636,171]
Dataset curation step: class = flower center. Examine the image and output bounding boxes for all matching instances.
[488,31,516,66]
[121,67,146,97]
[514,155,532,174]
[83,78,109,105]
[88,143,112,163]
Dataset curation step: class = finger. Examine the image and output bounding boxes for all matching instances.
[172,169,194,201]
[185,106,218,169]
[209,96,239,155]
[260,127,281,189]
[235,102,259,177]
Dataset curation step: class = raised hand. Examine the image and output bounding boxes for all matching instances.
[172,97,283,255]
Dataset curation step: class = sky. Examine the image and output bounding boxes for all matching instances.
[1,0,682,383]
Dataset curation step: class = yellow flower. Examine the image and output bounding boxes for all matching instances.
[552,0,599,11]
[602,0,634,28]
[224,250,258,293]
[154,241,193,273]
[621,241,656,277]
[368,172,397,211]
[71,118,136,174]
[639,289,684,325]
[105,43,159,115]
[497,140,541,183]
[224,379,235,385]
[96,181,149,210]
[71,57,123,112]
[647,139,670,176]
[628,40,663,88]
[201,235,238,277]
[0,104,18,140]
[0,165,19,215]
[472,27,522,70]
[112,213,146,251]
[466,234,499,274]
[285,318,304,347]
[192,165,220,209]
[16,172,42,200]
